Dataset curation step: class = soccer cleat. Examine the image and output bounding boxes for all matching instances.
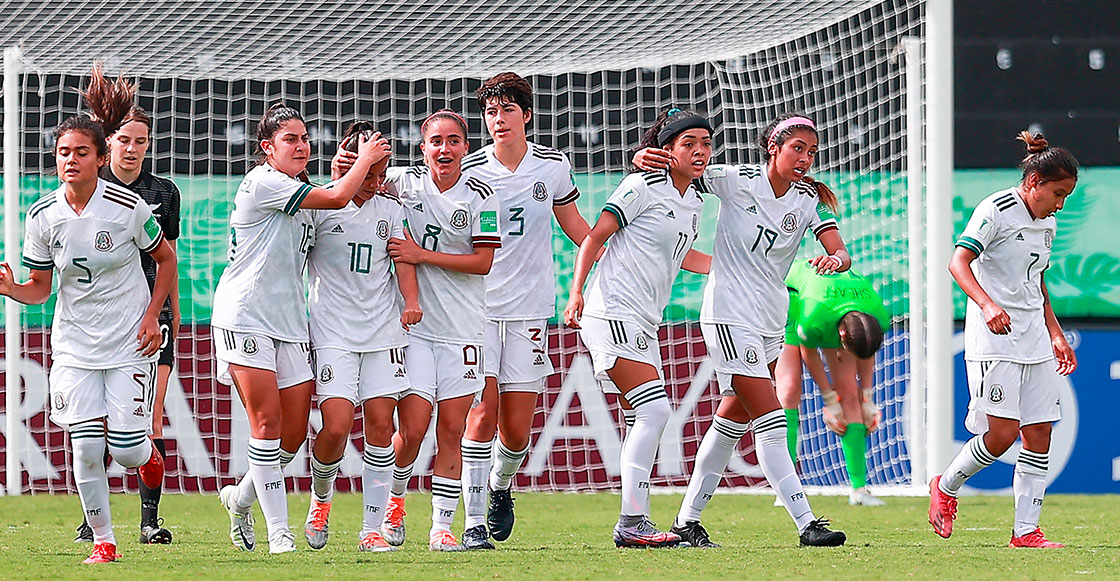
[1009,528,1065,548]
[670,520,720,548]
[849,487,887,507]
[381,496,406,547]
[428,529,465,552]
[304,499,332,550]
[137,440,165,489]
[269,530,297,554]
[358,531,398,552]
[82,542,121,564]
[798,517,846,547]
[613,517,681,548]
[928,475,958,539]
[487,487,516,542]
[139,518,173,544]
[75,520,94,543]
[219,484,255,551]
[462,525,496,550]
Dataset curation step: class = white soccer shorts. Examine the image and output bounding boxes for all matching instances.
[214,328,313,389]
[701,322,783,395]
[314,347,410,405]
[404,336,484,403]
[577,315,663,395]
[49,363,156,432]
[965,359,1062,434]
[483,319,553,390]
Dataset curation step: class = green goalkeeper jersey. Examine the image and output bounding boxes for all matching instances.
[783,261,889,348]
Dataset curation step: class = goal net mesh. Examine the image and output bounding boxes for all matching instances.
[0,0,923,495]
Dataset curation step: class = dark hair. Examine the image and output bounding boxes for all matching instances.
[476,72,533,124]
[121,105,152,133]
[757,113,838,213]
[341,120,378,154]
[61,63,136,156]
[838,311,884,359]
[420,109,468,139]
[1017,131,1078,184]
[256,103,310,183]
[633,107,711,171]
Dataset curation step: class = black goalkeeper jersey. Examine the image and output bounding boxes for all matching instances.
[100,167,182,321]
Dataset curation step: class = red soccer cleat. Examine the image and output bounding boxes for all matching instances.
[138,440,164,489]
[928,475,958,538]
[82,542,121,564]
[1009,528,1065,548]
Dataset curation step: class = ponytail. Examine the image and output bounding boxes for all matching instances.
[1017,130,1078,184]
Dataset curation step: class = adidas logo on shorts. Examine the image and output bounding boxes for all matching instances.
[394,367,405,378]
[534,354,545,365]
[463,369,477,380]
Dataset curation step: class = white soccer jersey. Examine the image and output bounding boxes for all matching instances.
[22,179,164,368]
[385,166,501,344]
[697,164,839,335]
[211,164,316,342]
[461,142,579,320]
[582,170,703,336]
[956,188,1056,363]
[307,192,408,352]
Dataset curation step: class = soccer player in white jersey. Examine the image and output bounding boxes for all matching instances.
[929,132,1078,548]
[454,72,591,549]
[634,113,848,548]
[212,104,390,555]
[0,76,175,564]
[564,108,712,548]
[380,110,501,551]
[300,121,423,553]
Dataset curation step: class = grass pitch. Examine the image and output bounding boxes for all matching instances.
[1,491,1117,579]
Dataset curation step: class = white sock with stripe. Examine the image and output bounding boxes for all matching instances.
[391,461,415,498]
[430,475,461,534]
[619,380,670,518]
[310,452,342,504]
[461,438,494,529]
[676,414,749,526]
[940,435,998,495]
[71,421,115,545]
[1013,449,1049,537]
[361,444,396,537]
[753,410,816,532]
[489,439,530,492]
[235,446,297,512]
[247,438,289,537]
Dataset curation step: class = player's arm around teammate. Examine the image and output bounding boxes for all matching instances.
[929,132,1077,547]
[212,104,390,555]
[0,67,175,564]
[564,108,711,548]
[380,111,500,552]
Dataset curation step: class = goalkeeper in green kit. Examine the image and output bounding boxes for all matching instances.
[775,261,890,506]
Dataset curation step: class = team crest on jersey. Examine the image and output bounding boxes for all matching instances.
[94,230,113,251]
[988,384,1004,404]
[744,348,759,365]
[1044,231,1052,248]
[635,334,649,352]
[53,394,65,411]
[781,212,798,233]
[320,364,334,383]
[242,337,258,355]
[376,220,390,240]
[450,209,469,230]
[533,181,548,202]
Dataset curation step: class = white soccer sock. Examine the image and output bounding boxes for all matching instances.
[461,438,493,529]
[310,452,342,504]
[391,461,415,497]
[235,445,297,512]
[619,381,670,518]
[940,435,997,495]
[676,414,749,526]
[489,439,530,492]
[1013,449,1049,537]
[361,444,395,537]
[430,475,461,533]
[753,410,815,532]
[621,408,636,437]
[105,429,151,467]
[71,421,115,545]
[247,437,289,537]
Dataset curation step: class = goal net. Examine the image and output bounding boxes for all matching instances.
[0,0,924,495]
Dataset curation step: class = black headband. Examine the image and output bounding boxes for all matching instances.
[657,114,713,146]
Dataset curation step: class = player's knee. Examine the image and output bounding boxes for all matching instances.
[365,423,395,448]
[983,429,1017,456]
[631,386,671,426]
